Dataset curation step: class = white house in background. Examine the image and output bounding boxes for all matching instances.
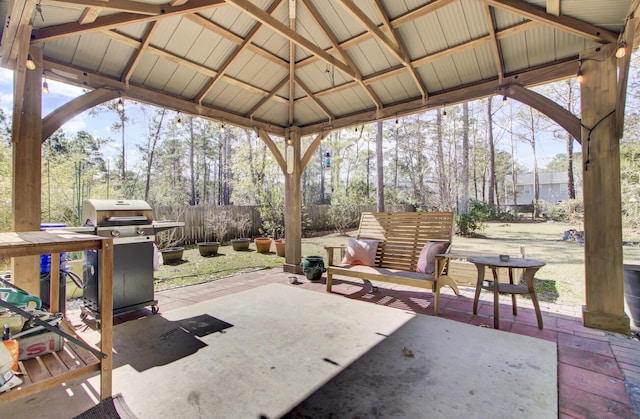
[509,171,570,205]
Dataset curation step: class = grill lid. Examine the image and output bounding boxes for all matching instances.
[83,199,154,227]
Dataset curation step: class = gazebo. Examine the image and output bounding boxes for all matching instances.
[1,0,638,334]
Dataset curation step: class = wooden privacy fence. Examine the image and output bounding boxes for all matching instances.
[153,204,414,245]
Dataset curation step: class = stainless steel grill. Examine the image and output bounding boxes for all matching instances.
[81,199,159,322]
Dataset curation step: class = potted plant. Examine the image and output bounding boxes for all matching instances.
[274,239,285,257]
[231,214,252,251]
[156,210,186,264]
[199,209,229,257]
[160,247,184,264]
[197,241,220,257]
[254,237,272,253]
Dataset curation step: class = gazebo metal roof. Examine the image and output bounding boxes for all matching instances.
[0,0,633,136]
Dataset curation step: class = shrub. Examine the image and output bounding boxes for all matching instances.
[327,202,360,234]
[456,199,511,236]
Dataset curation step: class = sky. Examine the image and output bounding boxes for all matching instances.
[0,67,574,172]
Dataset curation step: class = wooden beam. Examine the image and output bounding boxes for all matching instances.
[258,129,286,173]
[101,29,288,104]
[282,129,302,274]
[1,0,36,67]
[372,0,428,99]
[338,0,409,65]
[122,21,159,86]
[299,58,578,135]
[248,76,289,117]
[295,76,334,120]
[31,0,226,43]
[483,0,618,43]
[44,0,160,15]
[43,58,287,135]
[195,0,284,104]
[185,13,289,69]
[79,7,103,24]
[546,0,560,16]
[301,0,382,109]
[223,0,359,80]
[580,43,630,334]
[615,19,638,139]
[11,48,43,296]
[289,0,296,126]
[500,84,581,142]
[483,4,504,84]
[42,88,119,141]
[391,0,457,27]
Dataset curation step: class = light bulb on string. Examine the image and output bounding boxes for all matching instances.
[616,42,626,59]
[116,98,124,111]
[576,70,584,84]
[176,112,182,128]
[26,54,36,70]
[502,95,507,105]
[442,109,448,120]
[220,123,225,133]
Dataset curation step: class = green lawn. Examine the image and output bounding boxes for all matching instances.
[155,222,640,307]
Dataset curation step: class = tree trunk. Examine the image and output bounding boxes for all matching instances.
[566,80,576,200]
[376,121,384,212]
[487,97,496,207]
[189,118,196,205]
[436,110,447,210]
[461,102,469,212]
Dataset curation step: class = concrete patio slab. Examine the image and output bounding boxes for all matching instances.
[0,282,557,418]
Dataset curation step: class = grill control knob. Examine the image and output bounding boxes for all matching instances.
[137,229,146,235]
[110,230,120,237]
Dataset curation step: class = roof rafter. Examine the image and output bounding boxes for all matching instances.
[289,0,296,126]
[296,20,539,107]
[31,0,226,43]
[79,7,102,24]
[101,29,288,104]
[481,0,618,43]
[299,58,578,135]
[42,0,159,15]
[372,0,428,99]
[223,0,359,80]
[483,4,504,84]
[301,0,382,109]
[248,76,289,117]
[122,21,159,86]
[298,0,463,70]
[337,0,409,65]
[194,0,284,104]
[185,14,288,68]
[42,57,287,134]
[294,76,334,121]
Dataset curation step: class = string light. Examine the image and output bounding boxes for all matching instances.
[42,76,49,95]
[116,98,124,111]
[502,95,507,105]
[615,42,627,59]
[395,114,399,127]
[442,109,448,120]
[26,54,36,70]
[576,70,584,84]
[176,112,183,128]
[220,123,225,133]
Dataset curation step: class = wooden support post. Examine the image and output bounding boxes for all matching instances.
[11,48,43,296]
[284,129,302,274]
[580,44,630,334]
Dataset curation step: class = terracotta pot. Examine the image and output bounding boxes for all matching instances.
[231,238,251,251]
[254,237,272,253]
[274,239,285,257]
[197,242,220,257]
[160,247,184,264]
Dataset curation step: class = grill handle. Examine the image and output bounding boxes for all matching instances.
[107,216,149,222]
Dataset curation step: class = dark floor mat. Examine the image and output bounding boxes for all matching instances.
[73,393,136,419]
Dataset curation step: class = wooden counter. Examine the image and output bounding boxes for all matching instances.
[0,230,113,402]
